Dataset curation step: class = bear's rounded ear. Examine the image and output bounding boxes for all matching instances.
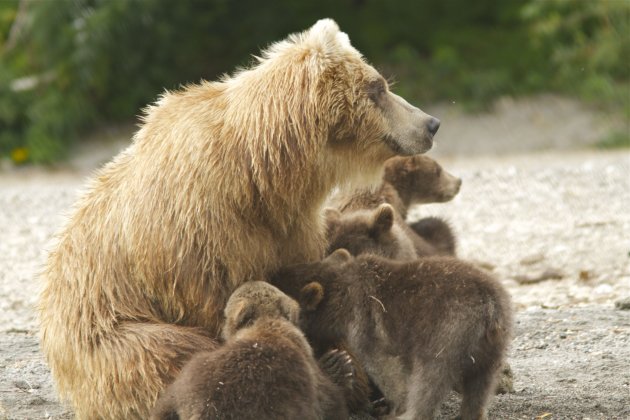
[306,19,341,47]
[309,18,340,37]
[325,248,352,264]
[371,203,394,235]
[300,282,324,311]
[304,19,356,58]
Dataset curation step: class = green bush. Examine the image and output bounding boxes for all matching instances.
[597,130,630,150]
[523,0,630,106]
[0,0,627,163]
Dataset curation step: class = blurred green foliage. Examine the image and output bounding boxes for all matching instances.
[523,0,630,149]
[523,0,630,110]
[0,0,628,163]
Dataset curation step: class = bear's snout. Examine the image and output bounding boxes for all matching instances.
[427,117,440,137]
[441,175,462,201]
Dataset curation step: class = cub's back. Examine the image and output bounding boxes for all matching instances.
[153,321,319,420]
[357,255,511,360]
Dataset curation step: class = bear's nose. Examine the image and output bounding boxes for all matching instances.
[427,118,440,136]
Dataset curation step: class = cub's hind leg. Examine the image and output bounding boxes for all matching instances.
[396,363,451,420]
[459,362,501,420]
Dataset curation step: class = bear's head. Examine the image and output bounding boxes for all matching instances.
[324,204,416,260]
[222,281,300,340]
[231,19,440,191]
[270,249,354,347]
[384,155,461,204]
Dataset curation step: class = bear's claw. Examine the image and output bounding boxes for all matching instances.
[319,348,355,389]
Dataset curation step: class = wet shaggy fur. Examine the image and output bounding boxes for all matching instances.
[270,250,513,420]
[151,282,348,420]
[38,19,440,419]
[328,155,461,258]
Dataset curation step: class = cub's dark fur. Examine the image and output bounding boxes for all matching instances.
[151,281,348,420]
[271,250,512,420]
[325,204,416,261]
[329,155,460,257]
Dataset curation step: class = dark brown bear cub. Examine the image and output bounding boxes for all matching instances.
[324,203,417,261]
[151,281,349,420]
[329,155,461,257]
[382,155,461,218]
[271,250,512,420]
[333,155,461,219]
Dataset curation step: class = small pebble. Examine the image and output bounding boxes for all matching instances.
[13,379,39,390]
[520,253,545,265]
[29,396,48,406]
[594,284,613,295]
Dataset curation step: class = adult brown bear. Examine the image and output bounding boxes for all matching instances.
[39,19,439,419]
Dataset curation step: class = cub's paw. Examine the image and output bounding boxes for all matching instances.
[495,362,515,394]
[319,348,354,389]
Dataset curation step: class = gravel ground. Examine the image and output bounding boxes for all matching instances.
[0,95,629,419]
[410,150,630,312]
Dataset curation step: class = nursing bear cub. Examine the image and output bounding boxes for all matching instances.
[271,250,513,420]
[151,281,351,420]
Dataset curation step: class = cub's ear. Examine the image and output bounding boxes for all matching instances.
[323,208,342,235]
[371,203,394,235]
[300,282,324,311]
[383,156,407,181]
[384,155,405,172]
[280,298,300,325]
[323,207,341,224]
[232,300,256,331]
[325,248,352,264]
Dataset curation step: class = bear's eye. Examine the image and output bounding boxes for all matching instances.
[367,79,387,103]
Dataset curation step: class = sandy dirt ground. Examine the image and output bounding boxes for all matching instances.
[0,95,629,419]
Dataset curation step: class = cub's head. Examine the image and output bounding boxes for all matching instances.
[222,281,300,340]
[269,249,353,346]
[384,155,461,204]
[324,204,416,260]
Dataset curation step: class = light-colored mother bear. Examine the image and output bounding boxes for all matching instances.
[39,19,440,419]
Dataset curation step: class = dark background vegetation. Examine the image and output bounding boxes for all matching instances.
[0,0,628,163]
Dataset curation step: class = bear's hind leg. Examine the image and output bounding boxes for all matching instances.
[44,321,217,419]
